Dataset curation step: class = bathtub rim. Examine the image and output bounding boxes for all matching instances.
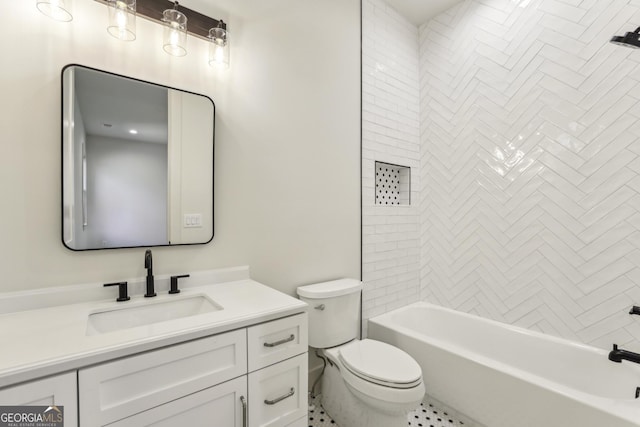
[368,301,640,426]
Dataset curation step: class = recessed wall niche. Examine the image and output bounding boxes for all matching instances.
[375,161,410,206]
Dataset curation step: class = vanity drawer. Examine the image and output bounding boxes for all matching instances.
[79,329,247,427]
[247,313,307,371]
[248,353,308,427]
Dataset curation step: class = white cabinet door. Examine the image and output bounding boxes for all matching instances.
[80,329,247,426]
[110,376,248,427]
[248,353,308,427]
[0,371,78,427]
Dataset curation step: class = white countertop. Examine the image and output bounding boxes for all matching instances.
[0,273,307,387]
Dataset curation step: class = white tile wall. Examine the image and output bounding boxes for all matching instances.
[419,0,640,351]
[362,0,421,332]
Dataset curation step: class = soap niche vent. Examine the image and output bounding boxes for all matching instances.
[375,161,410,206]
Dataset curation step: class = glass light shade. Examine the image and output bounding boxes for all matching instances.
[162,9,187,57]
[36,0,73,22]
[208,24,229,69]
[107,0,136,41]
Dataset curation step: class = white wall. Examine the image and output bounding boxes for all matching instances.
[420,0,640,352]
[364,0,640,352]
[362,0,421,330]
[0,0,360,295]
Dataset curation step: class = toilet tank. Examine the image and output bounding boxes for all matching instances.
[296,278,363,348]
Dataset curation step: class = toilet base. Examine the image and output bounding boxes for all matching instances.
[321,360,412,427]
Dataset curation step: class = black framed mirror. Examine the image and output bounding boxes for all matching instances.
[61,65,214,250]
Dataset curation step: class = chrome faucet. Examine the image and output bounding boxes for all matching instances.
[144,249,156,297]
[608,344,640,364]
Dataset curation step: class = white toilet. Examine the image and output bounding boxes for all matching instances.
[297,278,425,427]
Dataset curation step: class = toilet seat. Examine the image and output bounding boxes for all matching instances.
[337,339,423,388]
[324,339,425,407]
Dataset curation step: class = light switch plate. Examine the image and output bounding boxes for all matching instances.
[184,213,203,228]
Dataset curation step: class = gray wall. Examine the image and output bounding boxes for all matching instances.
[85,136,168,248]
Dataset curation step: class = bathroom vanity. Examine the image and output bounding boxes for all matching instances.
[0,267,308,427]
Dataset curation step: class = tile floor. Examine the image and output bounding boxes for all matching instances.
[308,394,478,427]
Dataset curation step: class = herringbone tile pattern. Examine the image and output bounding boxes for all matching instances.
[419,0,640,351]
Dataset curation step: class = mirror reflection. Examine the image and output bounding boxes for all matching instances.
[62,65,214,250]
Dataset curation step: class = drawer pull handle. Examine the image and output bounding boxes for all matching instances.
[264,334,295,348]
[240,395,247,427]
[264,387,295,405]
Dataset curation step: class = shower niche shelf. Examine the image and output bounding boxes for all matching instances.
[375,161,410,206]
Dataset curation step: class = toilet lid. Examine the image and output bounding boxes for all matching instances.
[338,339,422,387]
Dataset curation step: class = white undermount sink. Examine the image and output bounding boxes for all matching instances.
[86,295,222,335]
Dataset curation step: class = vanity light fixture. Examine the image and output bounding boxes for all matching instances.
[38,0,230,67]
[107,0,136,41]
[36,0,73,22]
[208,20,229,69]
[162,2,188,57]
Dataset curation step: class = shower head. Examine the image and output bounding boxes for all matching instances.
[611,27,640,49]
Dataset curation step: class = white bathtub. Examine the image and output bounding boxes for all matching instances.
[368,302,640,427]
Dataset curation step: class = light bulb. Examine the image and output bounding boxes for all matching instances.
[162,7,187,57]
[107,0,136,41]
[208,22,230,69]
[214,45,224,63]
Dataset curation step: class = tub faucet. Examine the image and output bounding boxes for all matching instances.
[608,344,640,364]
[144,249,156,297]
